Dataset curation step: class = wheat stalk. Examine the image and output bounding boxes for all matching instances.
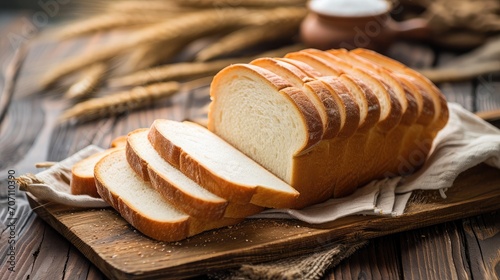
[109,58,244,88]
[244,6,307,26]
[104,0,191,14]
[121,41,188,74]
[109,43,304,88]
[40,9,250,89]
[50,13,167,40]
[195,21,300,62]
[179,0,307,8]
[59,81,180,123]
[64,63,107,100]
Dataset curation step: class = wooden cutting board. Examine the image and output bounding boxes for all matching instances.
[27,164,500,280]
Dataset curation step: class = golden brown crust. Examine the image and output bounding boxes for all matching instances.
[303,81,342,139]
[70,176,99,197]
[397,74,434,126]
[275,57,323,77]
[285,51,343,75]
[110,135,127,148]
[125,129,151,181]
[70,147,122,198]
[318,76,360,138]
[250,57,315,85]
[351,48,448,131]
[313,49,402,132]
[338,74,380,132]
[345,52,418,126]
[146,165,228,220]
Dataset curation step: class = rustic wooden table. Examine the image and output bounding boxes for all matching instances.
[1,13,499,280]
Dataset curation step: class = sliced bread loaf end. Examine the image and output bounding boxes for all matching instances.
[70,147,122,197]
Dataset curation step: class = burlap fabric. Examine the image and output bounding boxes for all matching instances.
[209,241,368,280]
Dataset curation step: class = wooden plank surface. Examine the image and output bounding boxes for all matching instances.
[1,13,500,280]
[25,164,500,279]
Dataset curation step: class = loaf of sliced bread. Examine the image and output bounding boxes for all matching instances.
[209,48,448,208]
[149,119,300,208]
[94,150,243,242]
[126,128,263,219]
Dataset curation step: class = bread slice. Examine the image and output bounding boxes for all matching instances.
[70,147,122,197]
[110,135,127,148]
[250,57,341,139]
[126,128,263,219]
[94,150,243,242]
[149,119,300,208]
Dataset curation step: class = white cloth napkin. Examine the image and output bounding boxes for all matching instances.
[21,103,500,224]
[250,103,500,224]
[19,145,109,208]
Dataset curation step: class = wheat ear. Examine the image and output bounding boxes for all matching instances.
[64,63,107,100]
[40,9,250,89]
[195,21,300,62]
[59,81,180,123]
[109,43,304,88]
[244,6,307,26]
[179,0,307,8]
[109,58,244,88]
[104,0,191,14]
[51,13,165,40]
[122,39,191,74]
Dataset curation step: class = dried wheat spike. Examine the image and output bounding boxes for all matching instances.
[195,22,300,62]
[109,58,244,88]
[244,7,307,26]
[121,40,190,74]
[109,43,305,88]
[104,0,192,14]
[64,63,107,100]
[59,81,180,123]
[40,9,250,89]
[51,13,165,40]
[179,0,307,8]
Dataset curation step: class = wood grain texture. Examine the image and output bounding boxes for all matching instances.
[328,235,402,279]
[25,164,500,279]
[399,222,472,280]
[462,212,500,280]
[1,13,500,279]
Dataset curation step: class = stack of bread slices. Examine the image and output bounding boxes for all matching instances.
[70,48,448,242]
[71,120,300,241]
